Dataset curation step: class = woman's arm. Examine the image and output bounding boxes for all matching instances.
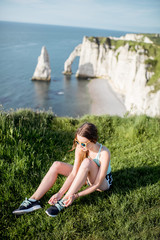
[58,147,83,196]
[48,147,82,205]
[57,172,76,197]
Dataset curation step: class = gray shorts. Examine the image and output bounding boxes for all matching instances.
[105,172,113,188]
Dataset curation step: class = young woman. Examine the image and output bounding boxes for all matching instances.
[13,122,113,217]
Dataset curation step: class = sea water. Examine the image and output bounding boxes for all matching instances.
[0,21,128,117]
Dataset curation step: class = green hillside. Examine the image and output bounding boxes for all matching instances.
[0,109,160,240]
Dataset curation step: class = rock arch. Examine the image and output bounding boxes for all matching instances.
[63,44,82,75]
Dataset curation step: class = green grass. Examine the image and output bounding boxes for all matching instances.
[0,109,160,240]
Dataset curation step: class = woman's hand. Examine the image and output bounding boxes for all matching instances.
[48,192,62,205]
[63,193,78,207]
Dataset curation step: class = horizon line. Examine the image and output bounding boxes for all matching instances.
[0,20,142,34]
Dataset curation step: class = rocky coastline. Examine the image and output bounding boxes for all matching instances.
[63,33,160,117]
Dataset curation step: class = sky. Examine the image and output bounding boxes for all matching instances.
[0,0,160,33]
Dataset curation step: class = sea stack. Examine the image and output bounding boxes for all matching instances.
[32,46,51,81]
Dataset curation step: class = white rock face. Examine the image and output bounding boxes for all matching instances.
[32,46,51,81]
[63,35,160,117]
[110,33,153,44]
[76,37,99,78]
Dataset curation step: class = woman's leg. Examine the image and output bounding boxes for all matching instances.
[45,159,110,217]
[31,161,73,200]
[64,158,99,198]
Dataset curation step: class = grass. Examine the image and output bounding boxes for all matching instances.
[0,109,160,240]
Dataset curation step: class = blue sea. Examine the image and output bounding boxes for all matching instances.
[0,21,128,117]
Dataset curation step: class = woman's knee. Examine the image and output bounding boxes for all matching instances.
[80,158,91,170]
[50,161,62,172]
[49,161,72,176]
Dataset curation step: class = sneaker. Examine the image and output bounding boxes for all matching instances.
[12,198,42,215]
[45,200,65,217]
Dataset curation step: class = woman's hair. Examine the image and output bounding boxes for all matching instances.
[76,122,98,143]
[70,122,98,164]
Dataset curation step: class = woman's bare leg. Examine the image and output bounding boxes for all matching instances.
[31,161,73,200]
[64,158,99,198]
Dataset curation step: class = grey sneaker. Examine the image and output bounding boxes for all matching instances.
[12,198,41,215]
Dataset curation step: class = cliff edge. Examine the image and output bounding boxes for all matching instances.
[63,33,160,117]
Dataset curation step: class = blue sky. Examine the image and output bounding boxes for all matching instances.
[0,0,159,33]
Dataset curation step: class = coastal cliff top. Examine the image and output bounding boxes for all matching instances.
[87,33,160,93]
[88,33,160,46]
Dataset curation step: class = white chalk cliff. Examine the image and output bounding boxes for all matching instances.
[110,33,153,43]
[63,34,160,117]
[32,46,51,81]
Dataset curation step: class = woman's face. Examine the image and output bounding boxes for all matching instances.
[76,134,91,151]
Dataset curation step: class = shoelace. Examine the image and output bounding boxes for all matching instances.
[20,198,32,207]
[55,200,65,211]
